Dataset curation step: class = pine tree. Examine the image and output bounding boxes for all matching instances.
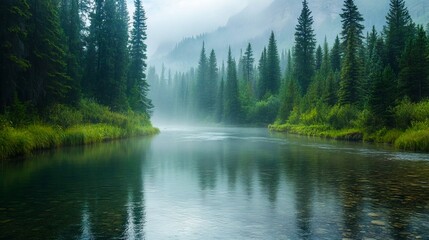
[208,49,218,115]
[196,42,208,115]
[243,43,254,84]
[265,32,281,95]
[315,45,323,71]
[294,0,316,94]
[398,26,429,102]
[0,0,31,111]
[60,0,83,105]
[338,0,364,105]
[224,47,241,123]
[331,35,342,72]
[27,0,72,109]
[215,77,225,122]
[385,0,413,74]
[128,0,153,115]
[258,47,267,99]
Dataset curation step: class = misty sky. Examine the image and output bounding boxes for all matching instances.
[127,0,271,57]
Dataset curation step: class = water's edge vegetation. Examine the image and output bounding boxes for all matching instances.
[0,99,159,160]
[269,99,429,152]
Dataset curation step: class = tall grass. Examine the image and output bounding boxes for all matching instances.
[0,99,158,160]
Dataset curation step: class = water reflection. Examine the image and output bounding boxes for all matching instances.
[1,128,429,239]
[80,203,94,240]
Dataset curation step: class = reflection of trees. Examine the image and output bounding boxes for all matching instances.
[0,137,151,239]
[257,152,280,204]
[280,146,314,239]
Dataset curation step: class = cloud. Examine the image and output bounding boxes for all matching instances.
[128,0,252,57]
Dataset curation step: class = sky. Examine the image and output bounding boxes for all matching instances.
[127,0,269,57]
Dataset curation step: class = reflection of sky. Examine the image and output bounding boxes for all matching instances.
[80,203,93,240]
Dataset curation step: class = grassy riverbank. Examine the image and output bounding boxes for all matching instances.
[269,100,429,152]
[0,99,159,160]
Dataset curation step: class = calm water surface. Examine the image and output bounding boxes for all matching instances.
[1,127,429,239]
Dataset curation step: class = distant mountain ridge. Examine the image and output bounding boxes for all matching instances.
[151,0,429,70]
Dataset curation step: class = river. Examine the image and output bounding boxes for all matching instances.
[1,127,429,239]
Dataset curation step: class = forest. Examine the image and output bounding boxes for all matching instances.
[0,0,158,159]
[1,0,429,158]
[149,0,429,151]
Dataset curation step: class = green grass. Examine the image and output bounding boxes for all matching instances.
[395,128,429,152]
[0,99,159,160]
[269,123,363,141]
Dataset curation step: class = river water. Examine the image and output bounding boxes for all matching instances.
[1,127,429,239]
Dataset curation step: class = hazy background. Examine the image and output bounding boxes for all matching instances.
[127,0,429,70]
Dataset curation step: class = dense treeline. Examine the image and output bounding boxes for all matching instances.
[0,0,152,116]
[0,0,157,159]
[150,0,429,150]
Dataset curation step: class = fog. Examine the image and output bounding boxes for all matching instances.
[138,0,429,125]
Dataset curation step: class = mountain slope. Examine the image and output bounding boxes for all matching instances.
[151,0,429,70]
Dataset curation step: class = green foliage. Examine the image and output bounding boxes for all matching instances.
[48,104,83,128]
[247,95,280,124]
[0,99,157,160]
[394,98,429,129]
[327,104,360,129]
[395,127,429,152]
[294,0,316,94]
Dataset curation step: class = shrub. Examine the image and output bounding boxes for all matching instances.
[48,104,83,128]
[327,104,359,129]
[247,95,280,124]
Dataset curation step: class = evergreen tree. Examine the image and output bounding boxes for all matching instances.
[224,47,241,123]
[208,49,218,115]
[340,0,365,48]
[265,32,281,95]
[128,0,153,115]
[385,0,413,74]
[258,47,267,99]
[196,42,208,115]
[294,0,316,94]
[27,0,72,109]
[315,45,323,71]
[338,0,364,105]
[0,0,30,111]
[278,78,300,121]
[398,26,429,102]
[215,77,225,122]
[331,35,342,72]
[60,0,82,105]
[243,43,254,84]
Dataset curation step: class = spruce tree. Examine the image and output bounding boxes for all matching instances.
[60,0,83,105]
[315,45,323,71]
[294,0,316,94]
[196,42,208,115]
[385,0,413,74]
[208,49,218,115]
[224,47,241,123]
[0,0,30,111]
[338,0,364,105]
[258,47,267,99]
[243,43,254,84]
[398,26,429,102]
[128,0,153,115]
[265,32,281,95]
[331,36,342,72]
[27,0,72,109]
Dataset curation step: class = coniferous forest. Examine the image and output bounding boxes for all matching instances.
[0,0,158,159]
[1,0,429,158]
[149,0,429,152]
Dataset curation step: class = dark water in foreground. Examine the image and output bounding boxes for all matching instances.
[1,127,429,239]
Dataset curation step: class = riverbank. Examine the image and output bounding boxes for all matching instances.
[0,99,159,160]
[269,123,429,152]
